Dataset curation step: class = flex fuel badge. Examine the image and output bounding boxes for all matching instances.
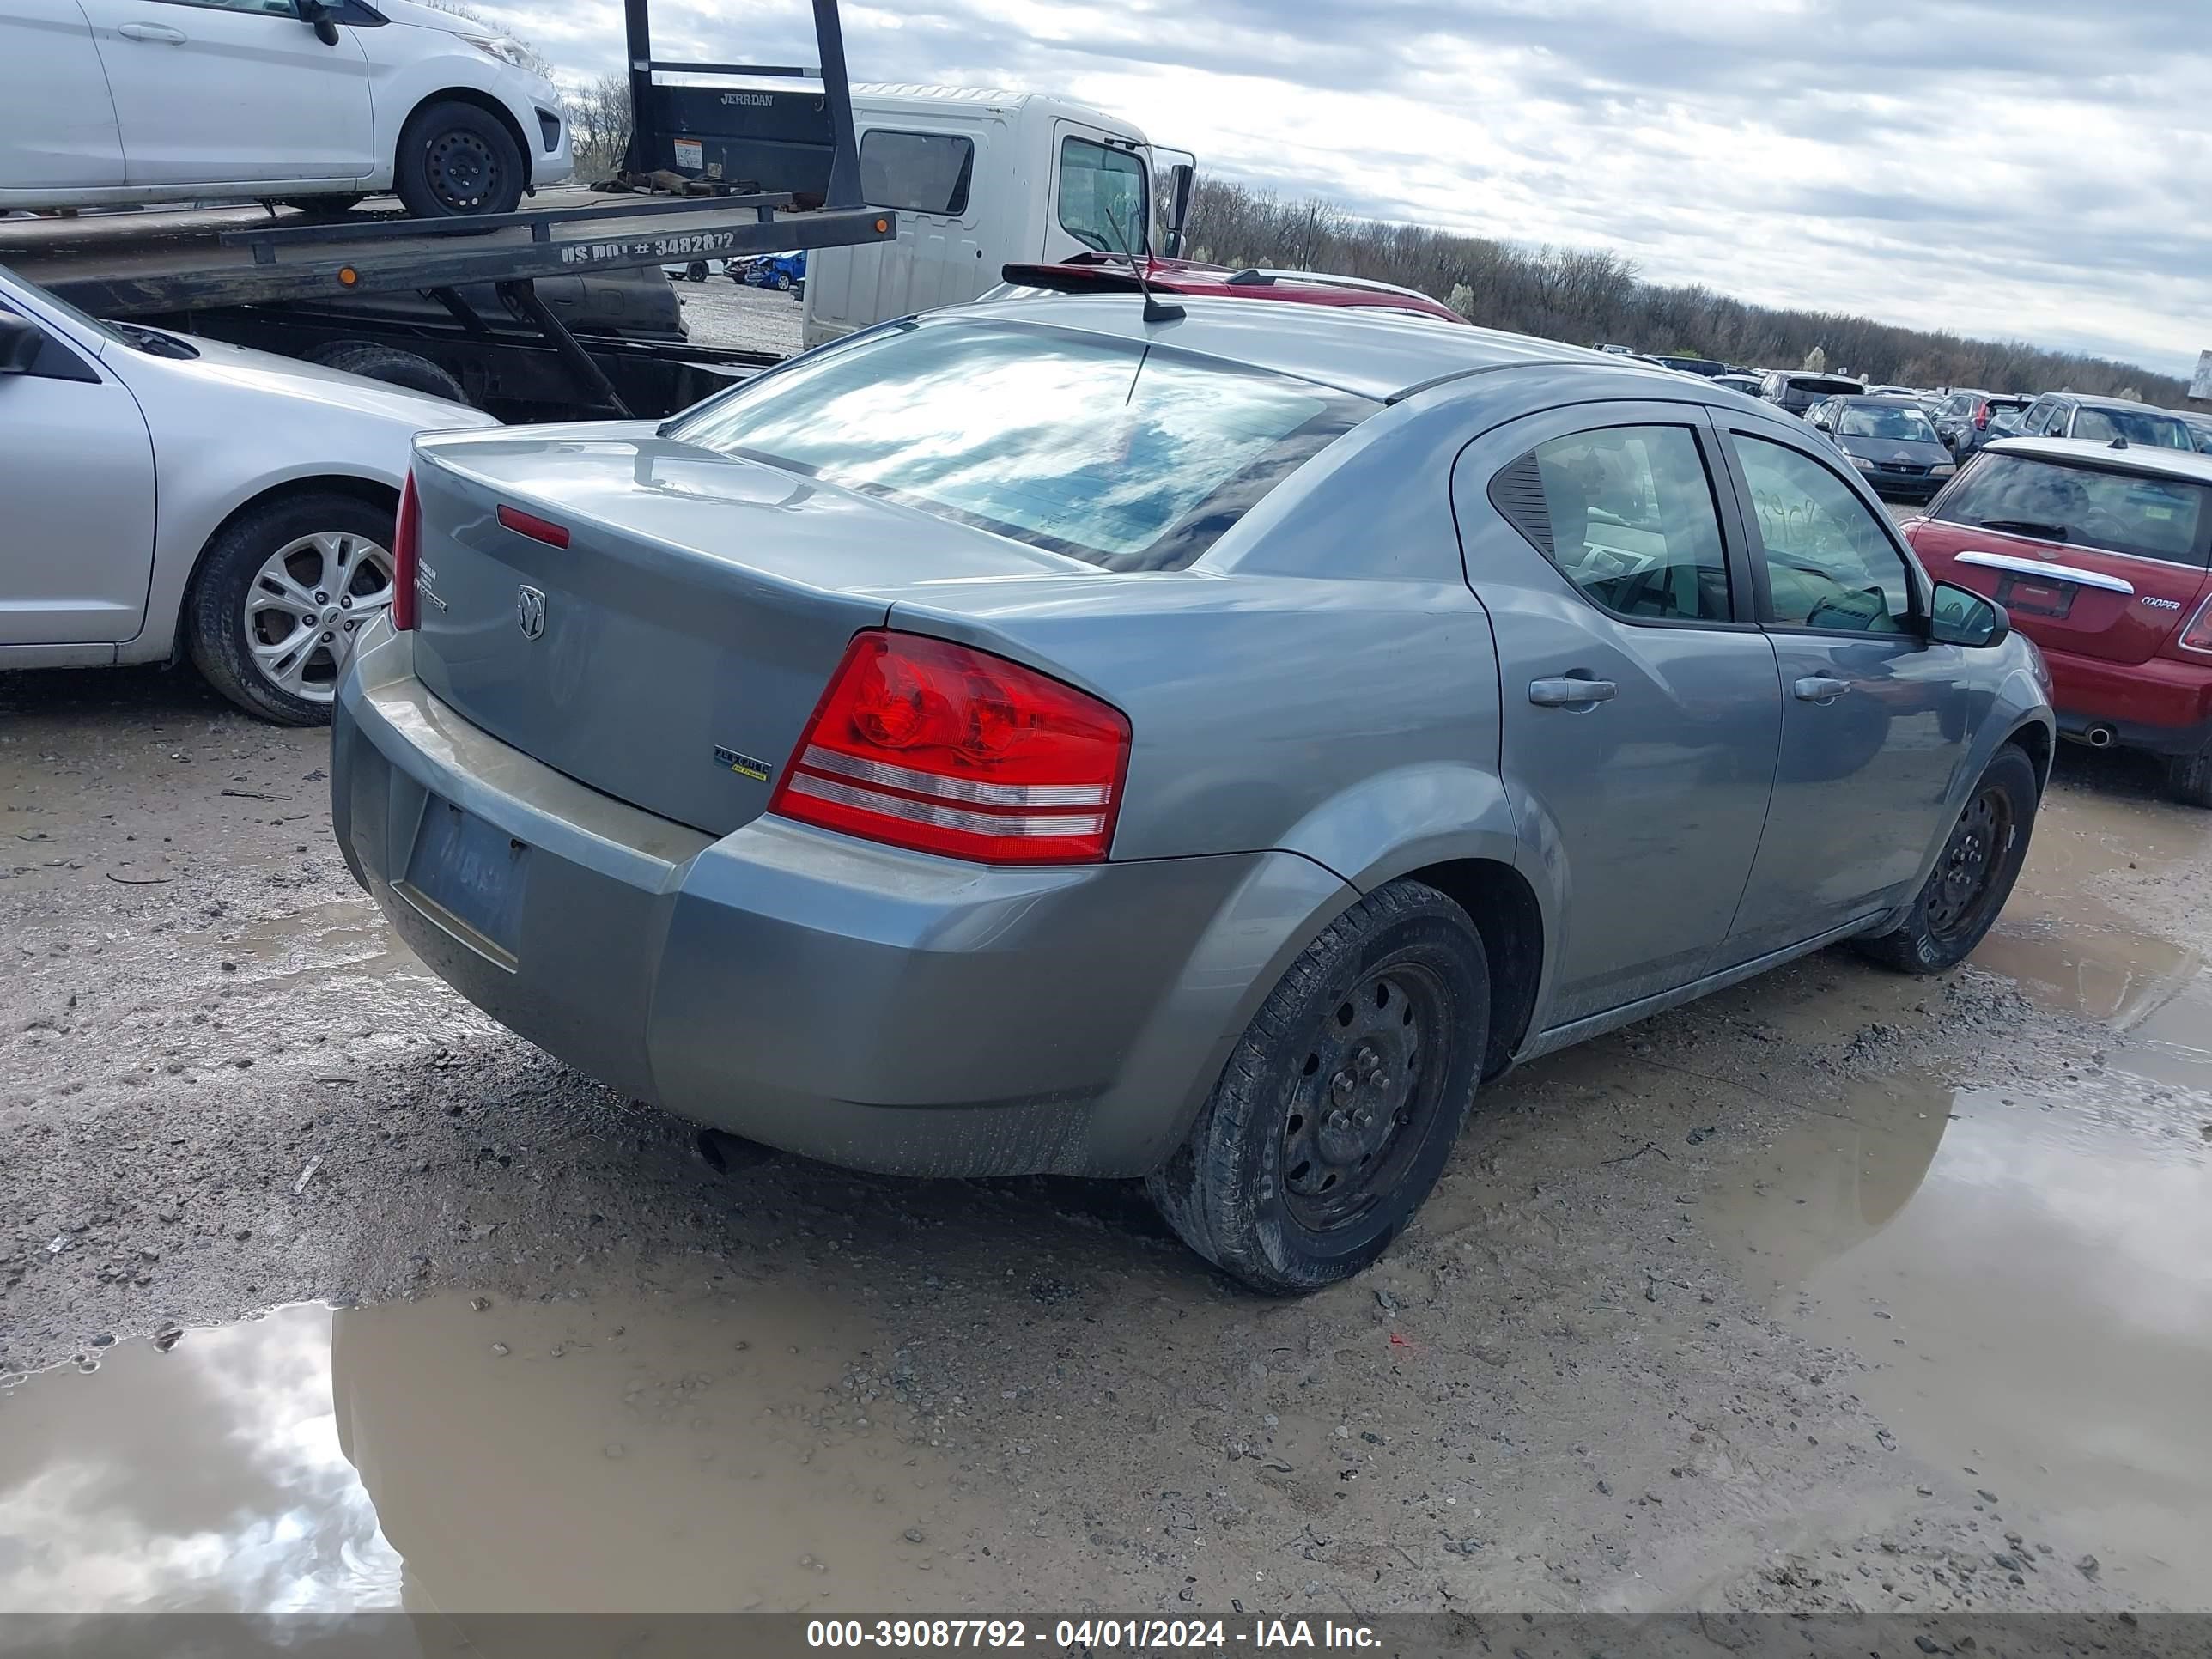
[713,745,773,783]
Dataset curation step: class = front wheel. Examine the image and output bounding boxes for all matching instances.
[1146,881,1490,1295]
[184,491,398,726]
[1856,744,2039,974]
[771,271,792,290]
[394,100,525,218]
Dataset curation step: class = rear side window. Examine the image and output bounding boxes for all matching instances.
[1491,425,1733,623]
[1936,454,2210,568]
[1057,137,1148,254]
[665,320,1374,572]
[857,130,975,216]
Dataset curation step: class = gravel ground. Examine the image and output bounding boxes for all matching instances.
[3,661,2208,1620]
[673,273,807,357]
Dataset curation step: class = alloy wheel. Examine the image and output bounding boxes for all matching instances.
[242,531,394,703]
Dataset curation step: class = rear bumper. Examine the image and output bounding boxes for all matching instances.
[331,626,1349,1177]
[2045,646,2212,756]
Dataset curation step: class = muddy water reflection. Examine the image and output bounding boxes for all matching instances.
[0,1288,978,1614]
[1707,1069,2212,1609]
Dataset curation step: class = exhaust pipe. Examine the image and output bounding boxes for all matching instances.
[2083,726,2116,749]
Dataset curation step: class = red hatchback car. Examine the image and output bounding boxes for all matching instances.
[1904,435,2212,805]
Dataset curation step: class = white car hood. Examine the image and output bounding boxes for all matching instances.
[128,330,497,432]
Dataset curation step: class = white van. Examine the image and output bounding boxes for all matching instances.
[802,85,1188,351]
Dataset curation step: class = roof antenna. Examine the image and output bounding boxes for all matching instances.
[1102,199,1182,324]
[2109,434,2130,450]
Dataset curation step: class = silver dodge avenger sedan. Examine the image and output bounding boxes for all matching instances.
[332,297,2052,1293]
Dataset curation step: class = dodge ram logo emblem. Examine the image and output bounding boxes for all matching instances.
[516,586,547,641]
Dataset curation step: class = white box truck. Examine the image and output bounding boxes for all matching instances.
[801,84,1193,351]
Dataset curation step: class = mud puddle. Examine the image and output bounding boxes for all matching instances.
[179,896,431,992]
[0,1286,986,1616]
[1705,784,2212,1610]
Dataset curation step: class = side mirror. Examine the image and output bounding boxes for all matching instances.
[299,0,341,46]
[1928,580,2009,648]
[0,310,45,375]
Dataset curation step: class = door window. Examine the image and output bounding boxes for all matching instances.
[856,130,974,216]
[1056,137,1147,254]
[1492,425,1733,623]
[159,0,298,14]
[1731,434,1916,633]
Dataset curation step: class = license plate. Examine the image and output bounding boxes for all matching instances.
[397,797,529,967]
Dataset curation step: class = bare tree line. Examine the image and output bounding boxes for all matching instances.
[1183,179,2190,403]
[565,72,635,184]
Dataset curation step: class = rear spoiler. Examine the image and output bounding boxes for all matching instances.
[1001,263,1150,294]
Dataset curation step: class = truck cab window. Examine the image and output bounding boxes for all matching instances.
[857,130,975,216]
[1057,137,1147,254]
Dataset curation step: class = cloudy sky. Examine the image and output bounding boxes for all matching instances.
[488,0,2212,382]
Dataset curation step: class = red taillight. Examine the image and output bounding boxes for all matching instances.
[1973,401,1990,429]
[769,631,1131,865]
[392,471,420,631]
[497,503,570,548]
[2180,596,2212,654]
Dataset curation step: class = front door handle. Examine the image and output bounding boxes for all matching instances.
[1528,676,1618,708]
[118,21,186,40]
[1794,675,1850,703]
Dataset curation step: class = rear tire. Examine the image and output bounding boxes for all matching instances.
[1145,881,1490,1295]
[1856,744,2038,974]
[303,341,469,405]
[2166,744,2212,809]
[394,100,525,218]
[683,260,708,283]
[184,491,398,726]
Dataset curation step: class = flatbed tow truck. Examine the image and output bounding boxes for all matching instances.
[0,0,891,421]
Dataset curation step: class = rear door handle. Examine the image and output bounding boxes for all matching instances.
[118,21,186,40]
[1528,676,1618,707]
[1794,675,1850,703]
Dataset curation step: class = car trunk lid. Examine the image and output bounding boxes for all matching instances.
[404,426,1087,836]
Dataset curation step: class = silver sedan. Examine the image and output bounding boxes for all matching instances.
[331,297,2052,1292]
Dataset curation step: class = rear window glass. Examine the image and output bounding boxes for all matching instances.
[1936,453,2210,568]
[664,320,1375,572]
[2070,406,2193,450]
[857,129,974,216]
[1790,377,1861,396]
[1839,404,1940,441]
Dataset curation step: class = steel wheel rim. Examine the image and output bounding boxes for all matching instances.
[242,531,394,702]
[426,130,500,211]
[1927,783,2013,941]
[1280,962,1449,1233]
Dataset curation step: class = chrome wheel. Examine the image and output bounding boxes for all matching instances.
[242,530,393,702]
